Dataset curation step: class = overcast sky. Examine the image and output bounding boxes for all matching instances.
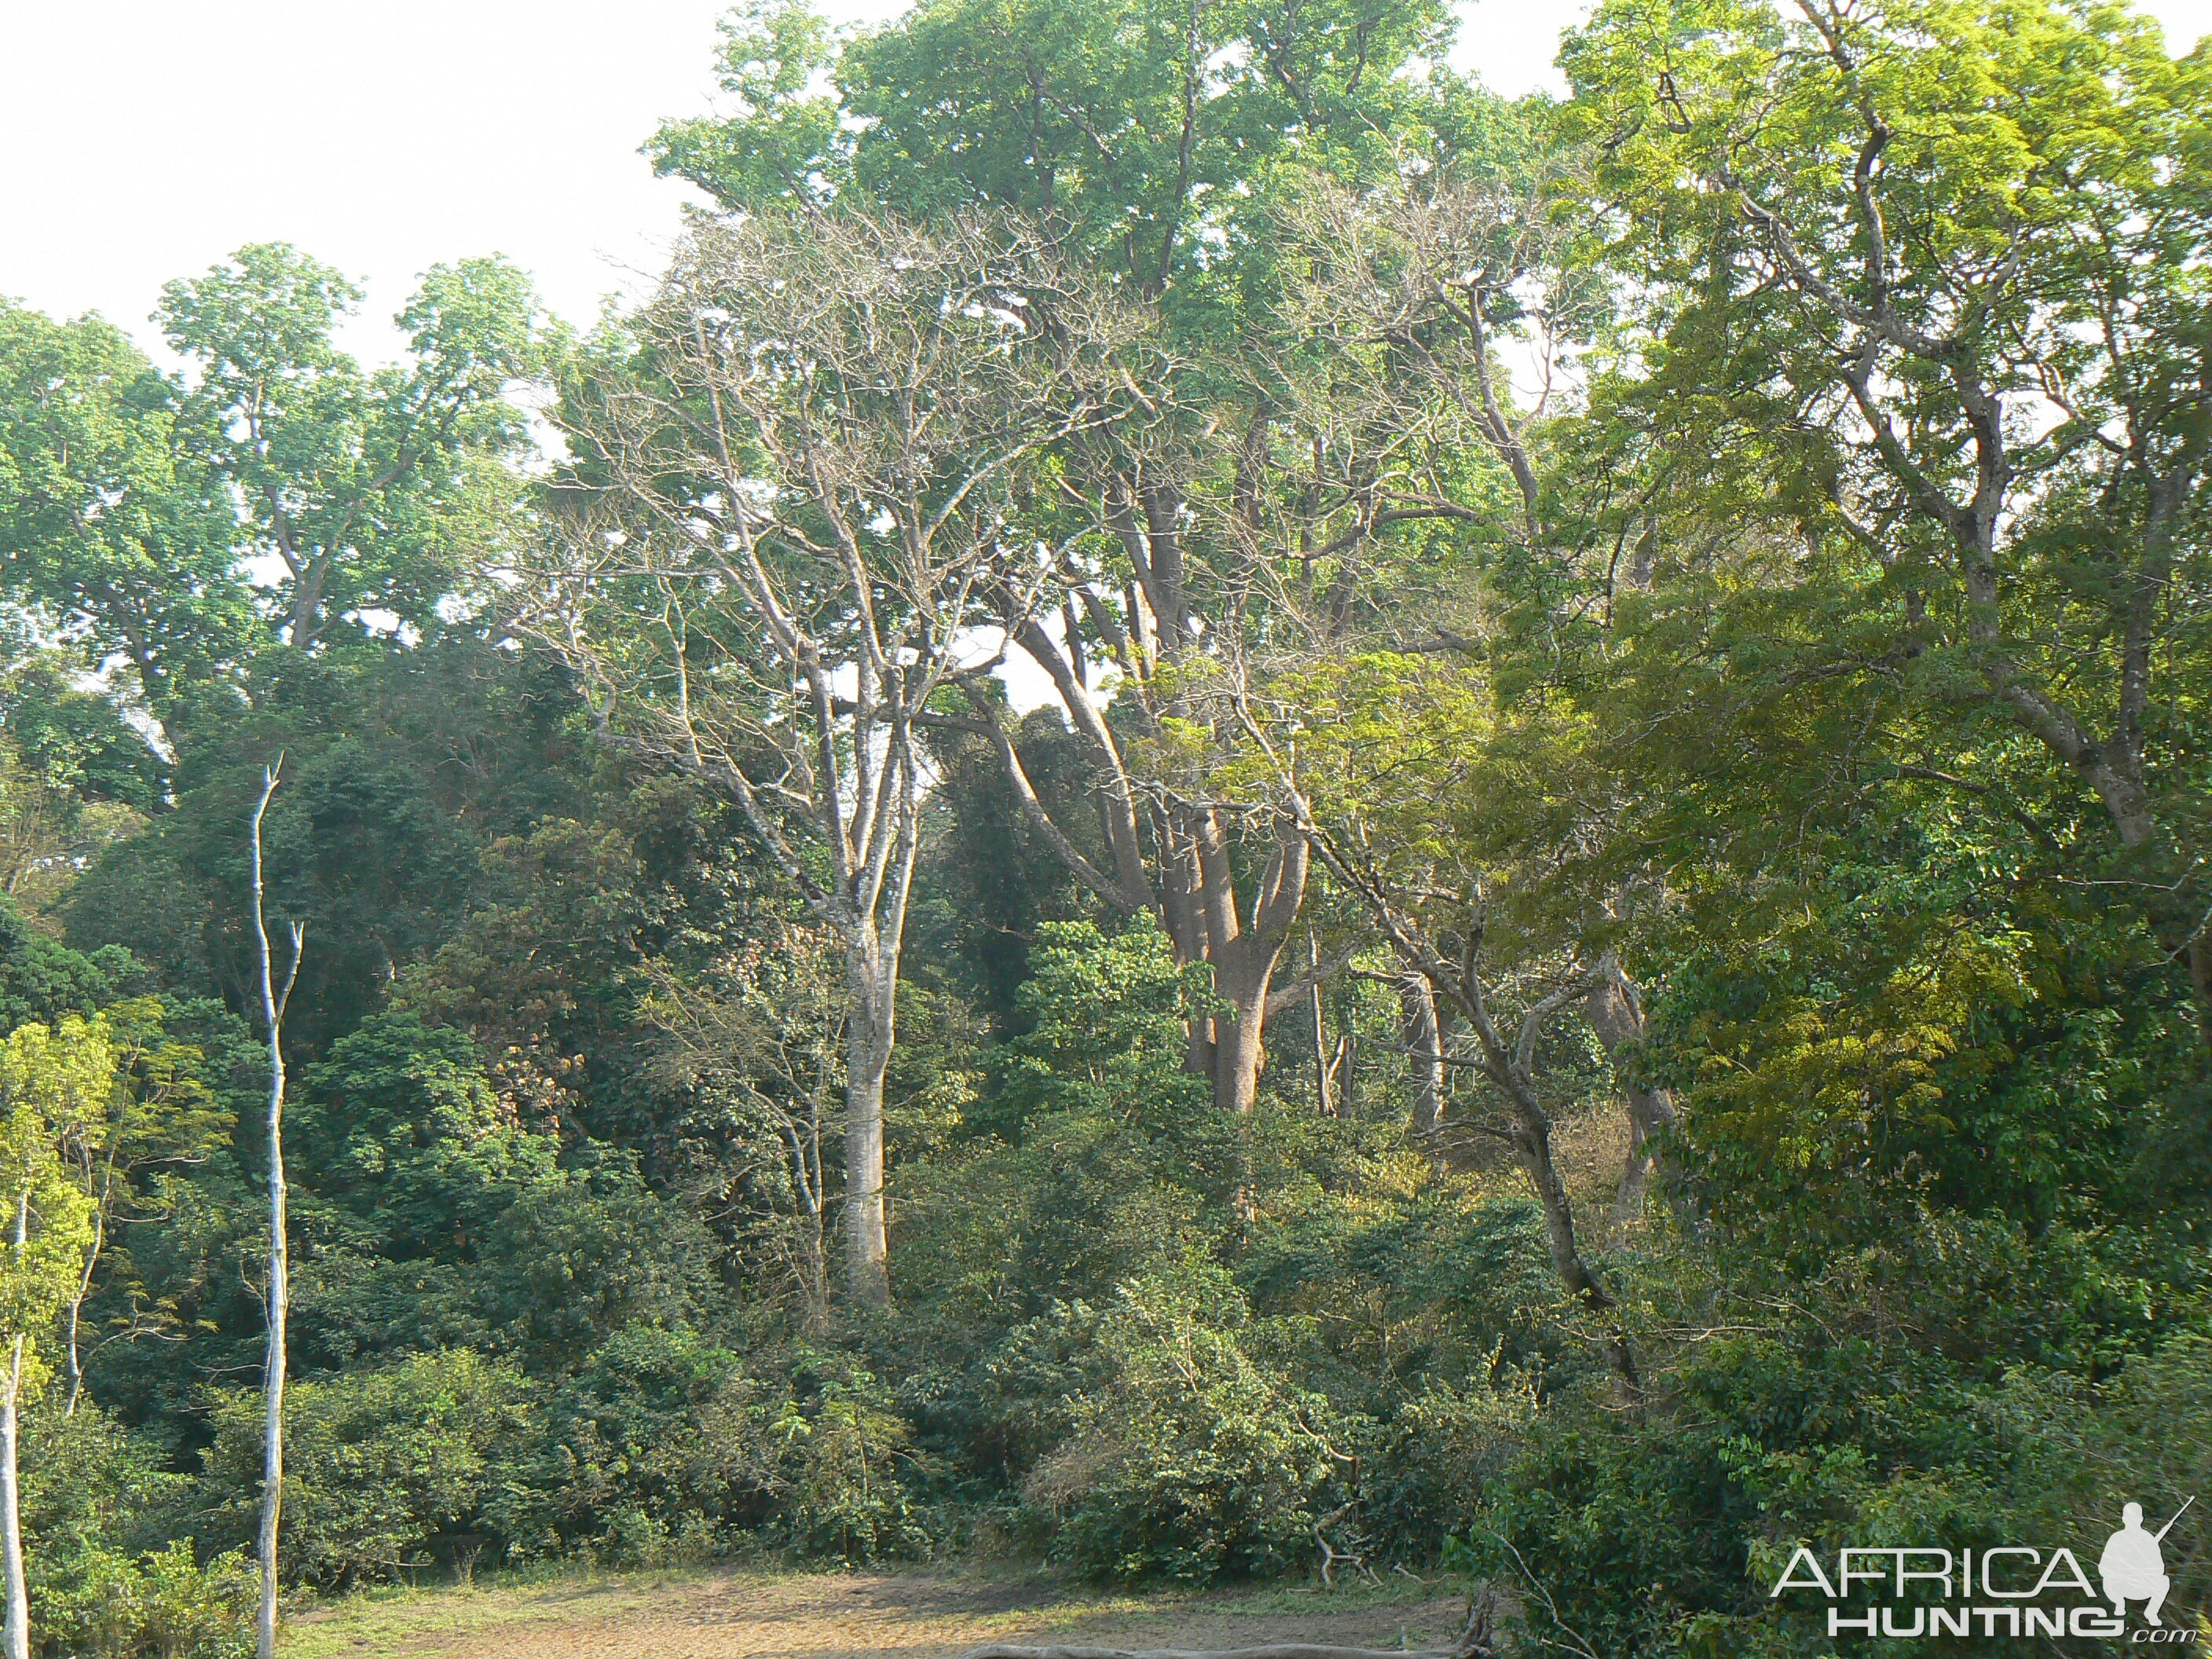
[3,0,2210,368]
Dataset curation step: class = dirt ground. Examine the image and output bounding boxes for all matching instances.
[283,1567,1469,1659]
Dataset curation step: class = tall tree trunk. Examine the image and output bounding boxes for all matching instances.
[60,1203,98,1417]
[842,943,894,1311]
[250,767,301,1659]
[1,1198,27,1659]
[1199,823,1309,1115]
[1311,936,1335,1119]
[1401,977,1445,1152]
[257,1057,289,1659]
[1584,958,1679,1237]
[1211,982,1273,1116]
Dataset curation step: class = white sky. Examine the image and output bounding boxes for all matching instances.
[4,1,2208,365]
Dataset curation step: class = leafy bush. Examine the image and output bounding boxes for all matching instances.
[19,1397,249,1658]
[474,1161,716,1372]
[493,1324,775,1560]
[32,1542,255,1659]
[1025,1276,1357,1584]
[201,1349,537,1587]
[772,1350,942,1564]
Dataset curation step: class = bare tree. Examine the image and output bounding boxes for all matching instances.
[946,217,1512,1117]
[250,763,303,1659]
[1210,168,1659,1396]
[527,210,1115,1307]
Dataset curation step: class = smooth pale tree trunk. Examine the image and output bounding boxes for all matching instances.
[61,1205,98,1417]
[1401,977,1446,1152]
[1211,984,1274,1117]
[1311,938,1335,1119]
[250,767,302,1659]
[1,1197,27,1659]
[1584,959,1679,1239]
[841,925,900,1311]
[255,1031,289,1659]
[1155,819,1309,1117]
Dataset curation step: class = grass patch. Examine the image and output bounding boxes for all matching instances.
[276,1562,720,1657]
[276,1561,1470,1657]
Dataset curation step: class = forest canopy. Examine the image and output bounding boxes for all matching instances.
[0,0,2206,1654]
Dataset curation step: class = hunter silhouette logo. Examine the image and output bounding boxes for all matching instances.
[2104,1498,2192,1628]
[1768,1496,2198,1641]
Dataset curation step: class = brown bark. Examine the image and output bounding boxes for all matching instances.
[1199,824,1309,1115]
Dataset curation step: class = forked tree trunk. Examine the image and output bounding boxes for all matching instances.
[250,767,302,1659]
[1166,820,1309,1116]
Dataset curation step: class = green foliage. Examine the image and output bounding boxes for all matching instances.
[0,301,246,745]
[31,1541,255,1659]
[202,1349,536,1588]
[298,1011,555,1258]
[16,1396,255,1659]
[0,656,166,814]
[0,897,135,1035]
[472,1163,716,1373]
[895,921,1229,1323]
[1025,1276,1353,1584]
[158,244,551,650]
[0,1016,104,1346]
[1,2,2209,1643]
[769,1352,940,1564]
[495,1324,770,1560]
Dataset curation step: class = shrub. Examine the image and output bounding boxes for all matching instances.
[773,1351,942,1564]
[201,1348,537,1587]
[32,1542,255,1659]
[1027,1276,1357,1584]
[20,1397,249,1658]
[492,1324,775,1559]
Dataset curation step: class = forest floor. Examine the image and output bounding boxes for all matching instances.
[280,1565,1470,1658]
